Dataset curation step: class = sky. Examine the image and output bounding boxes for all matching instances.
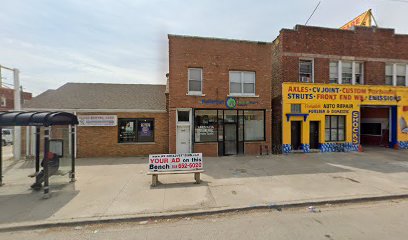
[1,0,408,96]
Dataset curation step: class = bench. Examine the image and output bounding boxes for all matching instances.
[147,170,204,187]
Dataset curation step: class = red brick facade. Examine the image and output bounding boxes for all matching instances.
[271,25,408,150]
[168,35,273,156]
[0,87,32,111]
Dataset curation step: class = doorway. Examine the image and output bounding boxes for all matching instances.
[224,123,237,155]
[291,121,302,150]
[360,106,392,148]
[176,125,190,153]
[309,121,319,149]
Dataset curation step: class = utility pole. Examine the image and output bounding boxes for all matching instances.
[0,65,21,160]
[13,68,21,160]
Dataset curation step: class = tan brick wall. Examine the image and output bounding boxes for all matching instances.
[77,112,168,158]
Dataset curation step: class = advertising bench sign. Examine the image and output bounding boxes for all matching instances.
[148,153,203,172]
[78,115,117,126]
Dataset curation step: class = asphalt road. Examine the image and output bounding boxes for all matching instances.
[1,199,408,240]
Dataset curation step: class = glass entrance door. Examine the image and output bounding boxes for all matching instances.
[224,123,237,155]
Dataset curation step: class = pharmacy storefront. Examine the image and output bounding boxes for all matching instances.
[282,82,408,153]
[175,97,271,157]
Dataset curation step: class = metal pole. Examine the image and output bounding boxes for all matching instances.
[13,68,21,160]
[70,125,76,182]
[43,127,50,199]
[35,127,40,173]
[0,127,3,186]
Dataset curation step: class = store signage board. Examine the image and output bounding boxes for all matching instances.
[78,115,117,127]
[148,153,203,172]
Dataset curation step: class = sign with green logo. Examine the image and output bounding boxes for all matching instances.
[225,97,237,109]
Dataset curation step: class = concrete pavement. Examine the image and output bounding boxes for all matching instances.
[1,145,13,161]
[0,147,408,230]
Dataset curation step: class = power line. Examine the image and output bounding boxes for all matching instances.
[305,1,321,25]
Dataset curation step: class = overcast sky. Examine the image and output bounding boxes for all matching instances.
[1,0,408,95]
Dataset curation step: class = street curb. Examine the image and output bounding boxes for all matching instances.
[1,193,408,232]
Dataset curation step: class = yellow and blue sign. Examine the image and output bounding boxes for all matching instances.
[282,82,408,153]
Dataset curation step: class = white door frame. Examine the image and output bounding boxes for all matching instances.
[176,108,192,153]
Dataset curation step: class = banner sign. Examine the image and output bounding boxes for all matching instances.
[78,115,117,126]
[200,97,257,109]
[351,111,360,144]
[148,153,203,172]
[341,10,372,30]
[284,85,403,107]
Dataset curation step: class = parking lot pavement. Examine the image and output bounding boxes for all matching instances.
[0,148,407,230]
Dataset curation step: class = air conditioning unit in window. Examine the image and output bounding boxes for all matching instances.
[300,76,311,83]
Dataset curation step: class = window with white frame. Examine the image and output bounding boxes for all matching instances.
[329,60,363,85]
[329,61,338,84]
[188,68,202,94]
[385,64,393,85]
[385,63,408,86]
[299,60,313,82]
[397,64,407,86]
[355,62,363,84]
[229,71,256,95]
[342,61,352,84]
[0,96,6,107]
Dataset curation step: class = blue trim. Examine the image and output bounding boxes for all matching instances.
[286,113,309,122]
[390,106,398,148]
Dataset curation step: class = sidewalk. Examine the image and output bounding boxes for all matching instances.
[1,147,408,230]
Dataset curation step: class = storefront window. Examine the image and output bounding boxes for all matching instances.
[218,110,223,141]
[325,115,345,142]
[244,110,265,141]
[118,119,154,143]
[194,110,217,142]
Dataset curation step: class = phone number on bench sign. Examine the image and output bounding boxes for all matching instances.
[148,153,203,172]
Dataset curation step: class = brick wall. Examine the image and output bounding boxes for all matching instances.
[278,25,408,84]
[168,35,273,155]
[271,25,408,149]
[281,25,408,59]
[77,112,168,158]
[0,87,32,111]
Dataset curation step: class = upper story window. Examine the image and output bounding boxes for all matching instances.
[397,64,407,86]
[0,96,6,107]
[229,71,256,96]
[385,63,408,86]
[329,62,338,84]
[354,62,363,84]
[385,64,393,85]
[188,68,202,94]
[299,59,313,83]
[342,61,352,84]
[329,60,363,85]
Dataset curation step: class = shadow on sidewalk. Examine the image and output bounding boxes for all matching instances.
[0,184,79,225]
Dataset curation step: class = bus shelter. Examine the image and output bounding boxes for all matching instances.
[0,111,78,198]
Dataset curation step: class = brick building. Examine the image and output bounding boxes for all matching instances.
[23,83,168,158]
[21,24,408,158]
[271,25,408,153]
[168,35,272,156]
[0,87,32,111]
